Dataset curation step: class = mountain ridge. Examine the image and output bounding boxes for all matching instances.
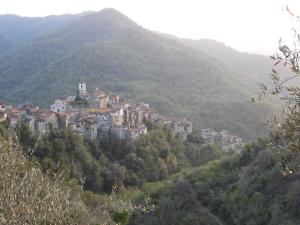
[0,8,274,140]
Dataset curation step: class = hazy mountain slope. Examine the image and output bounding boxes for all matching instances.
[180,39,291,85]
[0,13,80,56]
[179,38,291,90]
[0,9,273,140]
[0,34,13,55]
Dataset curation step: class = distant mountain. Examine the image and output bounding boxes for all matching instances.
[0,13,81,56]
[0,34,13,55]
[0,8,275,140]
[158,35,286,83]
[179,39,279,84]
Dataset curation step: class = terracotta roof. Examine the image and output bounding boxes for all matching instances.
[7,112,19,119]
[84,108,111,113]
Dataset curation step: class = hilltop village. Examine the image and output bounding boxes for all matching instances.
[0,82,243,151]
[0,82,193,141]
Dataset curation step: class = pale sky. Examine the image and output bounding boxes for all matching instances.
[0,0,300,55]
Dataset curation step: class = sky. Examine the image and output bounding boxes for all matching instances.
[0,0,300,55]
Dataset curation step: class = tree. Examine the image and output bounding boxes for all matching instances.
[72,89,88,107]
[16,121,36,159]
[75,88,82,101]
[254,7,300,174]
[0,133,154,225]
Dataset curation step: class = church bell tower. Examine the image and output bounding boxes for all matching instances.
[78,81,87,97]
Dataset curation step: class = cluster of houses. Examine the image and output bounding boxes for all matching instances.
[151,115,193,141]
[0,82,245,150]
[0,82,245,151]
[200,128,243,152]
[0,82,193,141]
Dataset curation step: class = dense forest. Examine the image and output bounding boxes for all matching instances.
[3,116,300,224]
[0,123,154,225]
[130,138,300,225]
[0,119,226,224]
[17,121,223,193]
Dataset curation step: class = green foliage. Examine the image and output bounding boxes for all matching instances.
[34,128,103,192]
[29,125,220,194]
[252,13,300,174]
[0,124,155,225]
[113,211,130,225]
[16,121,37,158]
[130,140,300,225]
[0,121,9,138]
[72,90,89,106]
[0,132,105,224]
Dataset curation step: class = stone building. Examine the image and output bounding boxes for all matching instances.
[51,100,71,113]
[78,81,87,97]
[95,112,113,134]
[0,101,12,113]
[162,118,193,140]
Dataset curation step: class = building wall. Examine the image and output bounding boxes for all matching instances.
[96,113,113,133]
[86,124,98,140]
[51,100,69,113]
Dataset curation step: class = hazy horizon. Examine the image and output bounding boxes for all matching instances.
[1,0,300,55]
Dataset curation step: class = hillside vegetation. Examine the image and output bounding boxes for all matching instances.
[4,114,300,225]
[1,119,224,224]
[0,13,80,56]
[17,121,222,194]
[0,8,275,140]
[129,138,300,225]
[0,129,124,224]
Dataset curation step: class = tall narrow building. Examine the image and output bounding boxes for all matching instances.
[78,81,87,97]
